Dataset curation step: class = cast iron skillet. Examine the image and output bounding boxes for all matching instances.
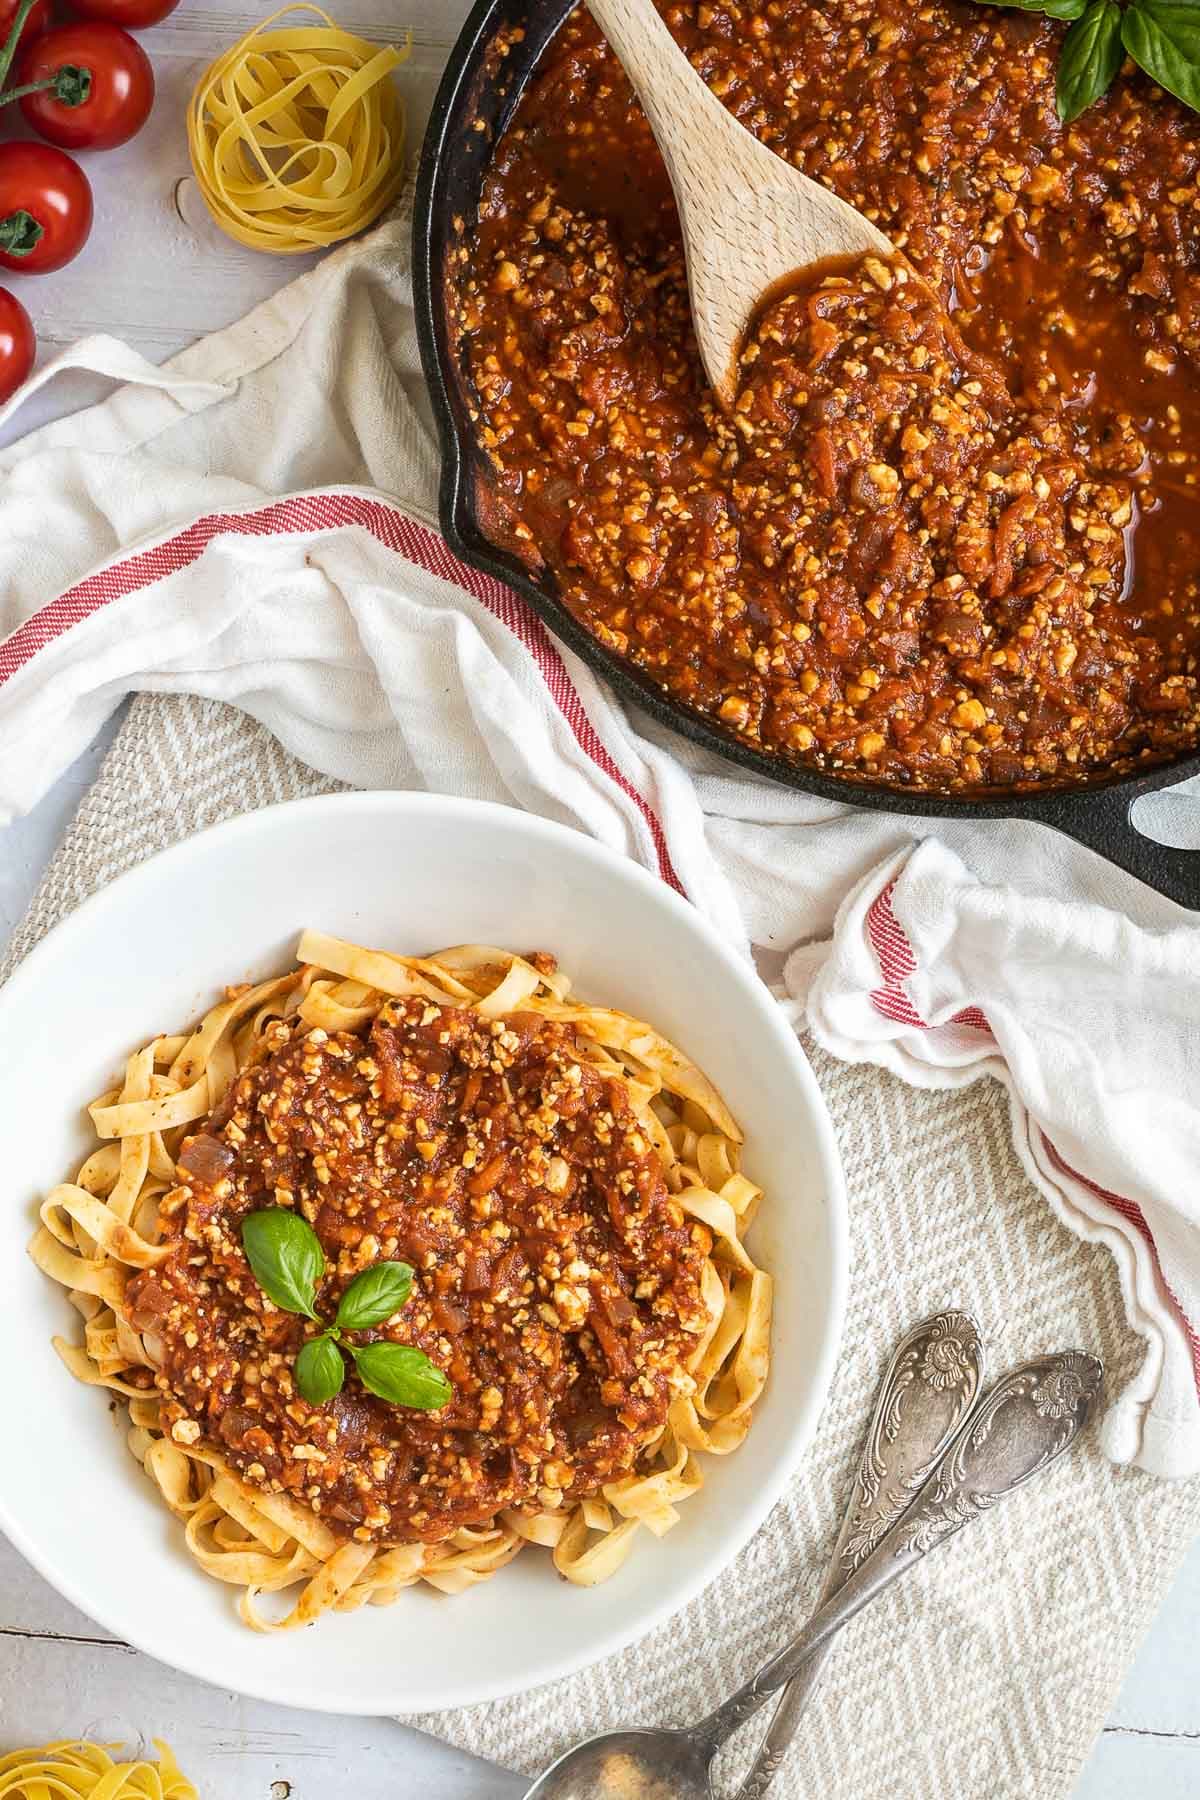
[413,0,1200,910]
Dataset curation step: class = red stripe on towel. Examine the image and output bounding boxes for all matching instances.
[1040,1133,1200,1394]
[865,876,1200,1394]
[0,491,683,892]
[866,880,990,1031]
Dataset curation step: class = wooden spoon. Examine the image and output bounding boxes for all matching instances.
[586,0,894,408]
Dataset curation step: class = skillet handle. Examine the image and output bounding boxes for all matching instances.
[1024,784,1200,912]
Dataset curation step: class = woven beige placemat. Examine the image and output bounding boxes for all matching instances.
[5,689,1197,1799]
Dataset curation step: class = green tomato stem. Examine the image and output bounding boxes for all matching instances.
[0,65,93,107]
[0,78,54,102]
[0,209,43,256]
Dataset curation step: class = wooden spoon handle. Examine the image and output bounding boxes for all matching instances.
[585,0,891,405]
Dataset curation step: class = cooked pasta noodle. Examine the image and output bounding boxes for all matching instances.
[186,5,411,254]
[0,1740,195,1800]
[31,937,772,1630]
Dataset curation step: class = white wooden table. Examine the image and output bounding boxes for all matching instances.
[1,3,1198,1792]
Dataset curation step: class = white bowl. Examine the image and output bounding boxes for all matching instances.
[0,792,846,1714]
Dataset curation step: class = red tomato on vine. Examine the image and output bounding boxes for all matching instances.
[0,143,93,274]
[18,22,155,150]
[62,0,180,27]
[0,286,34,402]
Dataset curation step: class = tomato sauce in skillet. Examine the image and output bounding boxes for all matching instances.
[456,1,1200,791]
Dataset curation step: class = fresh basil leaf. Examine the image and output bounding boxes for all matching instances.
[1057,0,1124,118]
[241,1208,324,1319]
[350,1342,451,1410]
[1123,0,1200,112]
[976,0,1088,19]
[334,1261,414,1331]
[295,1333,345,1404]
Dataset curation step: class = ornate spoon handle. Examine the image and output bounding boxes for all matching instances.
[697,1350,1102,1755]
[735,1311,985,1800]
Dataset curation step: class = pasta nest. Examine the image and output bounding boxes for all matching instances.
[0,1740,195,1800]
[187,4,411,253]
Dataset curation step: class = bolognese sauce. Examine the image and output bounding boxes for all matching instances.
[125,995,711,1546]
[456,0,1200,790]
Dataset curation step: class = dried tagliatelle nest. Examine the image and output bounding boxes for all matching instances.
[0,1740,196,1800]
[186,3,411,254]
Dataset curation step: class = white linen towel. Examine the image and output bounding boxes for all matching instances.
[1,199,1198,1477]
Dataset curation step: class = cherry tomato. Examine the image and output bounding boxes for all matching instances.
[0,0,51,57]
[0,143,93,274]
[19,23,154,150]
[65,0,179,27]
[0,286,34,402]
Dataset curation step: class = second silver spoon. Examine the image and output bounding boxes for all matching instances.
[736,1310,985,1799]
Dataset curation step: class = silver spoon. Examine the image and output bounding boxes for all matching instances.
[735,1310,985,1799]
[521,1348,1102,1800]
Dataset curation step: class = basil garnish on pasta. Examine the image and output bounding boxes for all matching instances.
[239,1208,445,1409]
[1057,0,1125,119]
[294,1333,346,1404]
[241,1207,323,1319]
[350,1342,454,1410]
[335,1259,414,1329]
[1121,0,1200,111]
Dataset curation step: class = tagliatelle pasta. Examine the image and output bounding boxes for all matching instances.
[0,1740,196,1800]
[186,5,411,254]
[30,936,773,1630]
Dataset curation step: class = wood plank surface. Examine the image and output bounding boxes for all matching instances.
[0,1529,524,1797]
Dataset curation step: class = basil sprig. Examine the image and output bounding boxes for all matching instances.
[1058,0,1125,119]
[976,0,1200,119]
[239,1208,449,1410]
[334,1259,414,1329]
[242,1208,325,1319]
[1121,0,1200,109]
[350,1341,453,1409]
